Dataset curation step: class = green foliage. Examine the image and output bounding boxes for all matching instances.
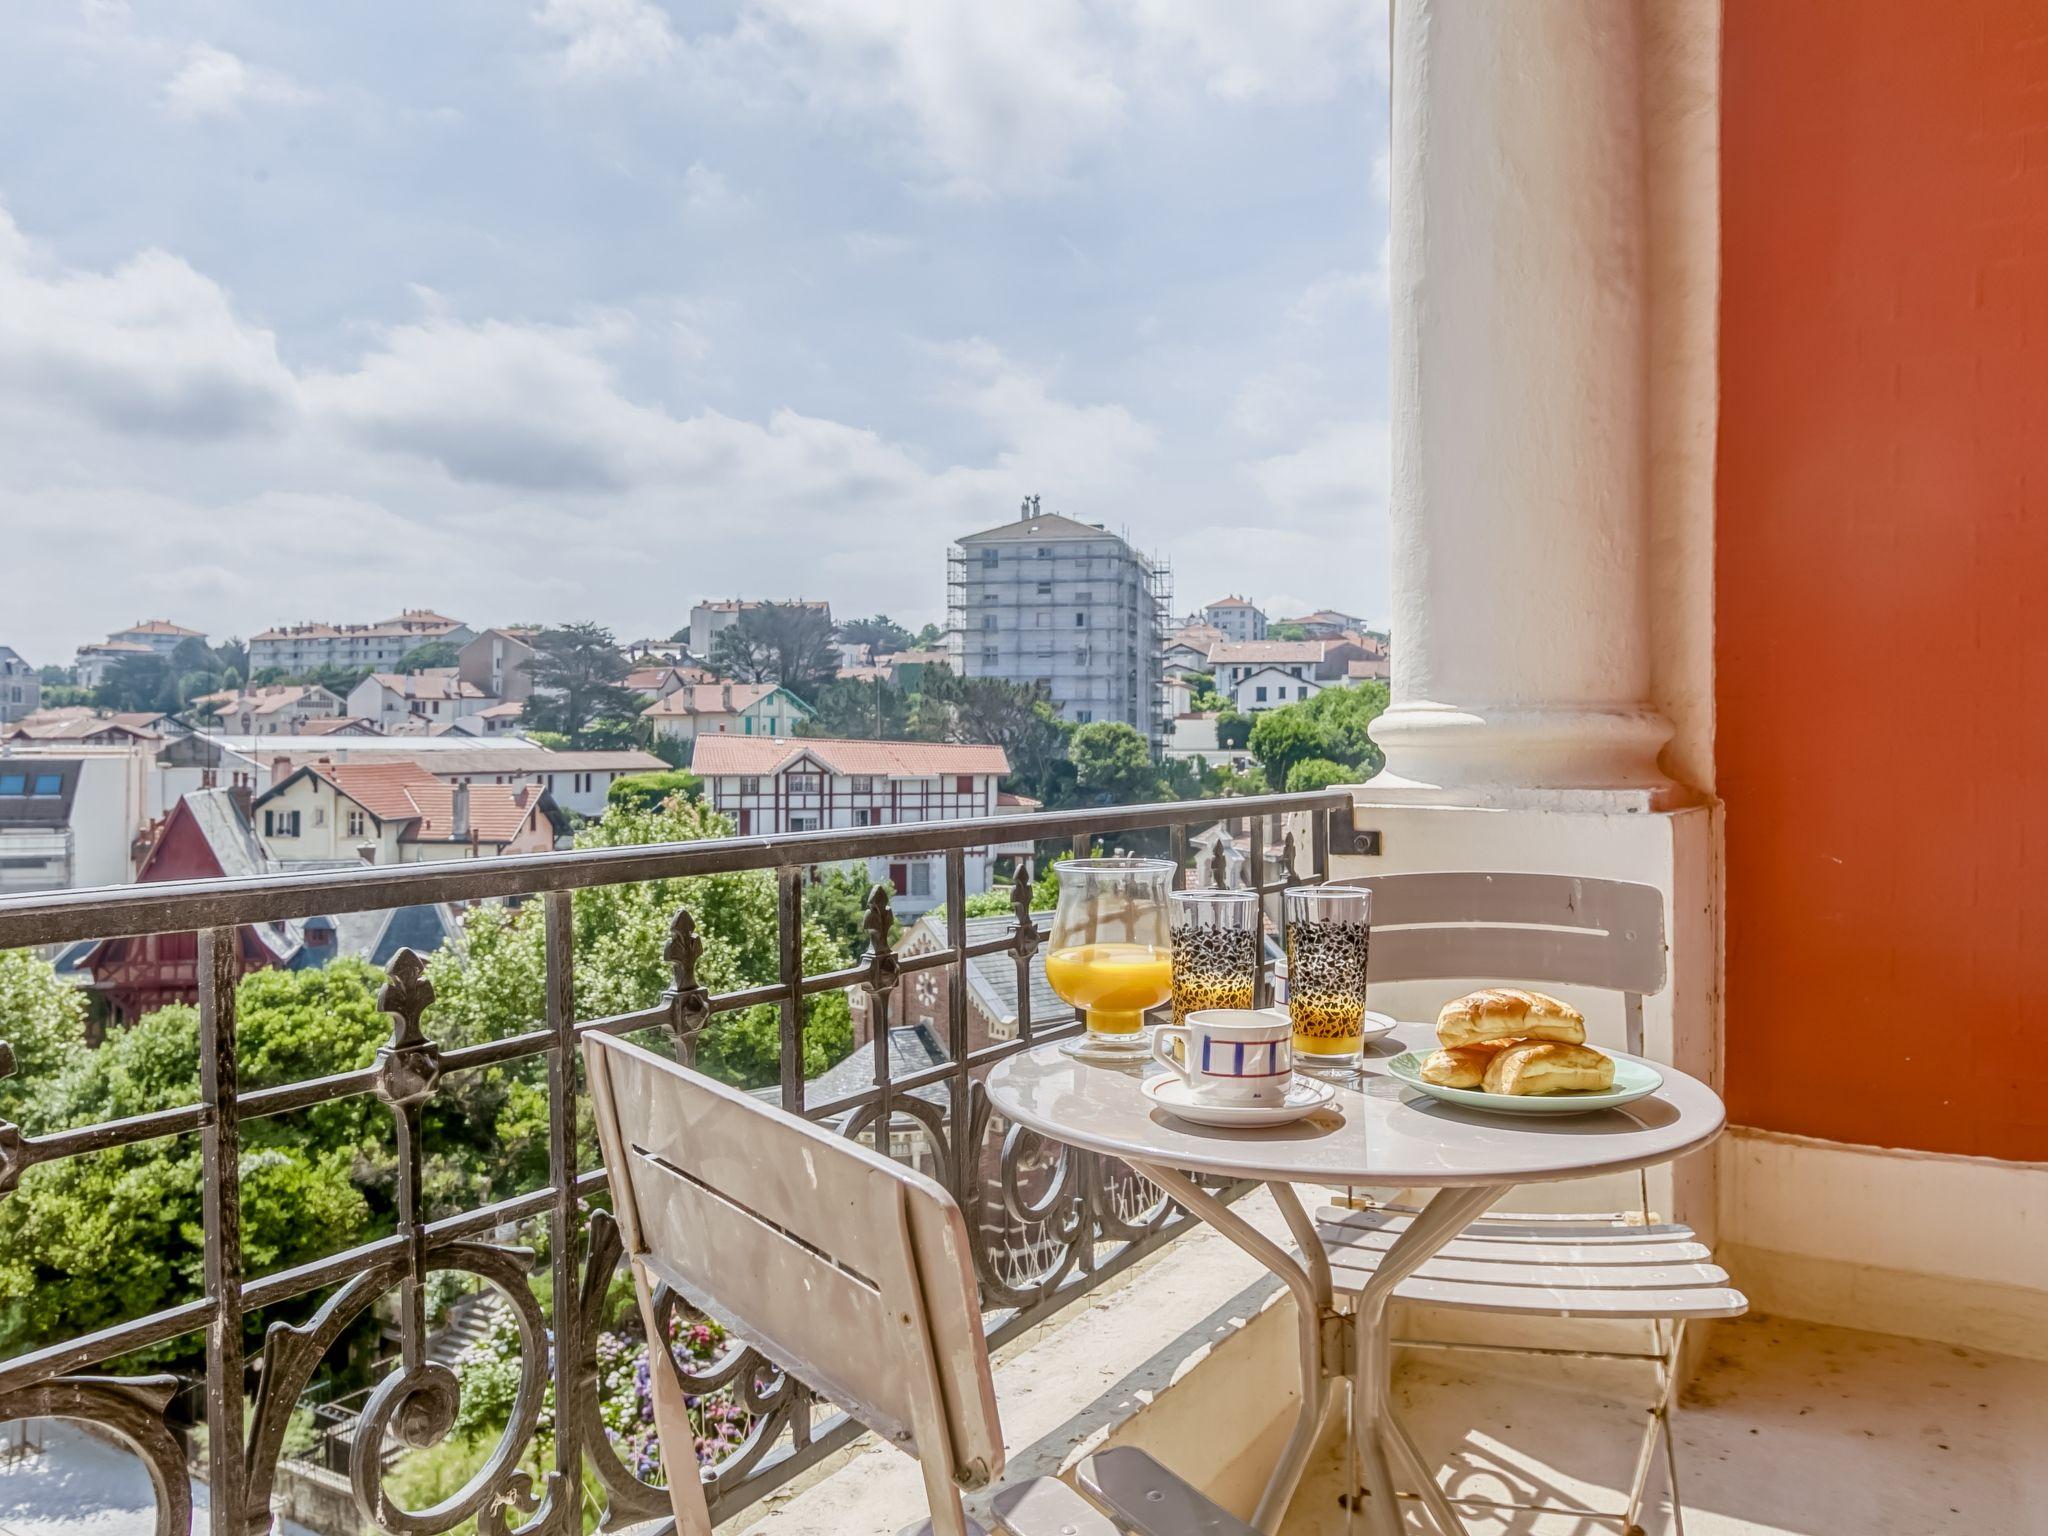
[912,622,945,648]
[647,734,689,769]
[397,639,463,673]
[1214,708,1251,750]
[707,604,839,702]
[606,771,701,815]
[1207,763,1269,797]
[802,866,892,958]
[1069,721,1158,805]
[1248,683,1389,789]
[1284,757,1355,792]
[425,797,854,1091]
[523,624,639,746]
[0,949,86,1126]
[801,676,914,739]
[0,966,389,1362]
[1268,622,1310,641]
[525,729,571,750]
[836,615,913,655]
[96,653,174,713]
[912,669,1075,806]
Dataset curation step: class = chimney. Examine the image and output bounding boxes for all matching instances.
[722,683,733,711]
[451,781,470,840]
[229,783,253,823]
[270,755,291,785]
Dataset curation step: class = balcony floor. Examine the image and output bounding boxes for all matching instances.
[736,1192,2048,1536]
[1279,1312,2048,1534]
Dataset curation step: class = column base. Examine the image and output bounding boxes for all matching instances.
[1366,701,1681,809]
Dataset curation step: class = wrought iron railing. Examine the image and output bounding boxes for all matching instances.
[0,790,1347,1535]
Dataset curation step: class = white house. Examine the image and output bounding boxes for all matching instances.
[346,671,494,733]
[1227,664,1325,713]
[1,647,42,724]
[690,735,1027,917]
[253,760,562,865]
[1206,640,1326,701]
[0,747,154,892]
[641,683,813,745]
[198,684,345,736]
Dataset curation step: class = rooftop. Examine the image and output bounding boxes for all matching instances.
[641,682,785,718]
[1207,640,1327,665]
[689,734,1009,778]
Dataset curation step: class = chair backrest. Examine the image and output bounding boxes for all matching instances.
[585,1033,1004,1508]
[1322,872,1666,1048]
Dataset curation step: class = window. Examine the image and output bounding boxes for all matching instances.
[1036,581,1052,596]
[981,548,999,567]
[0,775,24,796]
[347,810,365,836]
[1075,710,1092,724]
[981,647,1000,667]
[790,813,821,832]
[955,775,974,793]
[739,775,761,794]
[849,775,875,792]
[31,775,61,796]
[908,862,933,897]
[853,807,875,826]
[1036,546,1051,559]
[1255,686,1268,702]
[1074,611,1086,627]
[1035,611,1050,627]
[787,772,822,793]
[982,614,997,630]
[312,807,327,827]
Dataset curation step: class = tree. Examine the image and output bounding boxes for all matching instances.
[0,965,392,1363]
[96,653,175,713]
[0,949,87,1126]
[211,636,249,684]
[802,866,894,958]
[801,676,913,739]
[1285,758,1356,792]
[707,604,839,701]
[912,622,945,648]
[913,670,1074,803]
[1269,622,1310,641]
[1248,708,1328,788]
[1214,708,1252,750]
[397,639,463,673]
[836,615,913,655]
[1070,721,1159,805]
[606,771,701,815]
[524,624,639,746]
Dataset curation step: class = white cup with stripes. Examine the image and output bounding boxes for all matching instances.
[1150,1009,1295,1107]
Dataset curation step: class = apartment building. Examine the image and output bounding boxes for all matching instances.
[691,735,1026,916]
[197,684,346,736]
[457,628,538,702]
[248,610,470,673]
[945,503,1171,744]
[1199,596,1267,643]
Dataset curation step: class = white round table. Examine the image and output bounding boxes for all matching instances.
[984,1022,1726,1536]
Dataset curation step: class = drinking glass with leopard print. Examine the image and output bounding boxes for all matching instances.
[1283,885,1372,1069]
[1168,888,1260,1025]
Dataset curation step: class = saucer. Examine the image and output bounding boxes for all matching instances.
[1140,1072,1336,1128]
[1058,1028,1155,1062]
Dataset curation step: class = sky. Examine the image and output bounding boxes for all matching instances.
[0,0,1391,664]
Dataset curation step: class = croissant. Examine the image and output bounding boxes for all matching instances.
[1418,1041,1511,1089]
[1481,1040,1615,1096]
[1437,988,1585,1048]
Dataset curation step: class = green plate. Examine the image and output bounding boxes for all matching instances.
[1384,1050,1663,1115]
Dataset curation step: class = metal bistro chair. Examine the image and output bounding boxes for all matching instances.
[585,1031,1261,1536]
[1311,873,1745,1535]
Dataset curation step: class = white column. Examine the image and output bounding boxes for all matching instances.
[1369,0,1674,799]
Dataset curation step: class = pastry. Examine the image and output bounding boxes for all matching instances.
[1480,1040,1615,1096]
[1436,988,1586,1048]
[1418,1041,1511,1088]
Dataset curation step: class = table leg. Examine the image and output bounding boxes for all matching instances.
[1350,1184,1507,1536]
[1129,1163,1330,1535]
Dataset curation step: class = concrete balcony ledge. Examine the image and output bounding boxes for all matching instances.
[735,1189,2048,1536]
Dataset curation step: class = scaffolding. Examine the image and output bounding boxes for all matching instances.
[945,508,1172,745]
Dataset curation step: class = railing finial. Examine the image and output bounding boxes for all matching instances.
[374,948,442,1105]
[663,908,711,1053]
[863,885,901,997]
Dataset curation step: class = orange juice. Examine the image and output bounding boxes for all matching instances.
[1045,943,1172,1034]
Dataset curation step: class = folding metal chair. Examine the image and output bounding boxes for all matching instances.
[1311,873,1745,1534]
[585,1031,1260,1536]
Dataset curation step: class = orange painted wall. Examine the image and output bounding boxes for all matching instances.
[1718,1,2048,1160]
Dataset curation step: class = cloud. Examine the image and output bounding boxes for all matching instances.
[162,44,313,120]
[533,0,678,79]
[680,161,747,217]
[1244,419,1391,530]
[1122,0,1388,102]
[0,204,296,438]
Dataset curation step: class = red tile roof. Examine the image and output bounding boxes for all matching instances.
[690,736,1008,778]
[300,760,548,843]
[641,683,782,718]
[117,619,205,637]
[1207,640,1327,665]
[364,672,488,701]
